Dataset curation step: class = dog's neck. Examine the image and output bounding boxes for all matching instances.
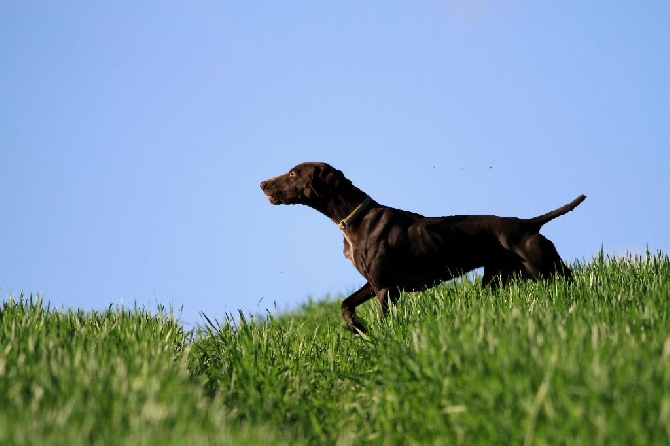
[311,185,373,229]
[338,196,372,229]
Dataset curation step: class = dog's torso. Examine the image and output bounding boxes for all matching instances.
[342,205,532,292]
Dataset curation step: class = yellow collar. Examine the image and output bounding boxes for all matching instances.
[338,196,372,229]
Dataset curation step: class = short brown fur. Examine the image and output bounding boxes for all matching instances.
[261,162,585,333]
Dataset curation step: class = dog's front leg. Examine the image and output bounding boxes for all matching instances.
[377,288,400,317]
[341,282,375,334]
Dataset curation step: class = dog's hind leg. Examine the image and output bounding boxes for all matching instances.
[518,234,572,280]
[482,249,529,288]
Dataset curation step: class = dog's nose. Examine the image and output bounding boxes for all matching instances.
[260,180,268,190]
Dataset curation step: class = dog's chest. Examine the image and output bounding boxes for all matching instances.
[342,233,374,281]
[342,234,355,266]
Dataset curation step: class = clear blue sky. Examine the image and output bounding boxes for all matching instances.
[2,2,669,328]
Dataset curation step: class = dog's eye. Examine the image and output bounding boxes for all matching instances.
[289,170,297,177]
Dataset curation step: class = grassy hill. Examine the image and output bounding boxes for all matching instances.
[1,252,669,445]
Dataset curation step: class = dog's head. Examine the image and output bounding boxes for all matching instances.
[260,162,345,206]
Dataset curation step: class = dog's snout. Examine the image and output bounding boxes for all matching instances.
[260,180,268,191]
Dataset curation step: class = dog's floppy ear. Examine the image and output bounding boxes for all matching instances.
[310,165,343,197]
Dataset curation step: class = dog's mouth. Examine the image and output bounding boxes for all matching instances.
[264,192,283,205]
[261,182,283,204]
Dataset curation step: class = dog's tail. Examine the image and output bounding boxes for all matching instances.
[530,194,586,228]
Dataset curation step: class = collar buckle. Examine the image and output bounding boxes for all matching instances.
[338,196,372,230]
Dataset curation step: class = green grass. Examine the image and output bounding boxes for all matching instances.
[0,297,289,445]
[2,252,669,445]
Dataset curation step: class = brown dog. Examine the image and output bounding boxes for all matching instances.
[261,162,585,333]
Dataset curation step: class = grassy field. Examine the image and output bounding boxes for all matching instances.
[2,252,669,445]
[0,298,288,445]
